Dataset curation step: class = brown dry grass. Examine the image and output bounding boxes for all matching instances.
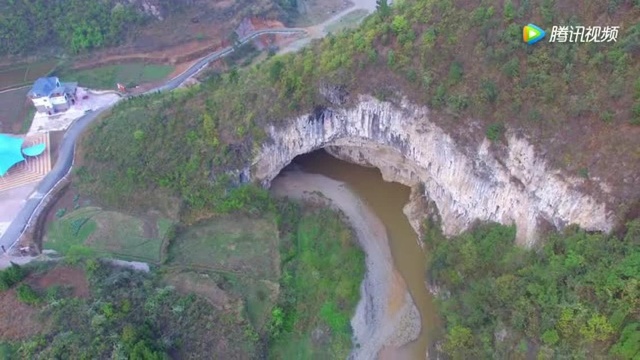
[0,289,42,340]
[31,266,90,299]
[166,272,234,310]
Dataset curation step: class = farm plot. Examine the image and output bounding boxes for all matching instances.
[44,206,173,263]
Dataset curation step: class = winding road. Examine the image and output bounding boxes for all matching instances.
[0,27,307,251]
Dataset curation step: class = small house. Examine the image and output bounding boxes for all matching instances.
[27,77,78,114]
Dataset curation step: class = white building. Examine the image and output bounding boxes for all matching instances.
[27,77,78,114]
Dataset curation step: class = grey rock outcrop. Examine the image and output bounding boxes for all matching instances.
[252,95,614,245]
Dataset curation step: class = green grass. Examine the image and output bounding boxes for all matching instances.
[168,214,280,280]
[164,212,282,334]
[270,207,365,359]
[44,207,100,254]
[60,63,174,90]
[0,342,16,358]
[44,207,171,263]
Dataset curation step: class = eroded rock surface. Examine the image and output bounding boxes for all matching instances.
[253,95,614,246]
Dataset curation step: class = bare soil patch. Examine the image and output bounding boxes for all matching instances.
[167,272,234,310]
[0,289,42,340]
[295,0,355,27]
[31,266,90,299]
[68,3,272,71]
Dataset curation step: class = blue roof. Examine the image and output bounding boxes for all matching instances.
[0,134,25,176]
[28,77,60,98]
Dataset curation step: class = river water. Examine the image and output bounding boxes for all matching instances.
[292,150,439,359]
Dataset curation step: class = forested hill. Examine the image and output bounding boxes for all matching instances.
[0,0,291,56]
[0,0,144,55]
[79,0,640,214]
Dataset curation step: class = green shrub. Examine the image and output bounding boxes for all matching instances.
[601,110,614,123]
[448,61,464,84]
[16,284,41,306]
[578,167,589,179]
[486,122,505,141]
[502,58,519,78]
[480,79,498,103]
[0,263,27,291]
[447,94,469,112]
[55,208,67,218]
[503,0,515,21]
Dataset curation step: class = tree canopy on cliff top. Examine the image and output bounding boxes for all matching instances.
[425,219,640,359]
[78,0,640,214]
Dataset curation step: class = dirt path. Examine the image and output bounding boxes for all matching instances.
[270,170,420,360]
[279,0,377,54]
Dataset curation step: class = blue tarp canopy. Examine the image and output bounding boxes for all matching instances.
[22,143,46,157]
[0,134,25,176]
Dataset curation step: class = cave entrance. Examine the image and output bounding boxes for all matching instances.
[272,148,440,359]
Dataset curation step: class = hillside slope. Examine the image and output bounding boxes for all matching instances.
[78,0,640,218]
[0,0,289,57]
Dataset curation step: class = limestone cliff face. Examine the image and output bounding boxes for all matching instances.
[252,95,614,245]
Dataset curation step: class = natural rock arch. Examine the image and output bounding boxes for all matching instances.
[251,95,613,246]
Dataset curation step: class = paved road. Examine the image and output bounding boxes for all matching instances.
[0,28,306,251]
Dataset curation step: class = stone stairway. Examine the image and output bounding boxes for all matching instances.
[0,132,51,192]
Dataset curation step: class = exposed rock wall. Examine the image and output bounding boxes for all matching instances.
[252,95,614,245]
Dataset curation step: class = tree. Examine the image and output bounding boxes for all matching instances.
[376,0,391,18]
[443,325,476,359]
[610,323,640,359]
[503,0,515,21]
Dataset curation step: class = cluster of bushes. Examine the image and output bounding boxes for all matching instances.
[0,263,27,290]
[14,260,257,359]
[425,219,640,359]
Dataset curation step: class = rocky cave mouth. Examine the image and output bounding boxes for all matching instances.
[250,97,614,246]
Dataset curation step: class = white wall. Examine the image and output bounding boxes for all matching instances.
[50,95,67,105]
[32,97,51,108]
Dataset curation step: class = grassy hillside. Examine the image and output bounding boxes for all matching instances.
[424,218,640,359]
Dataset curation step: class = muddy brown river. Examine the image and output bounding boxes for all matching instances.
[293,150,439,359]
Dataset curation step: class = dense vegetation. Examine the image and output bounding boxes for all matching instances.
[6,260,258,359]
[425,219,640,359]
[270,203,365,358]
[0,263,28,290]
[0,0,144,55]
